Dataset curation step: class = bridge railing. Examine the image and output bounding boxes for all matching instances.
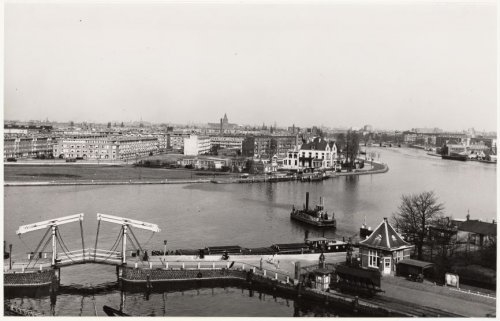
[127,260,294,284]
[46,248,123,265]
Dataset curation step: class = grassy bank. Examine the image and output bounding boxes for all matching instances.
[4,160,388,185]
[4,164,237,182]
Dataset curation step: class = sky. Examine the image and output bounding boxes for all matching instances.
[4,0,497,131]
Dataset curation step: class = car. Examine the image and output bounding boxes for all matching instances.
[6,157,17,162]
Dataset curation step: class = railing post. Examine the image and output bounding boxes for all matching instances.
[182,263,185,269]
[149,262,152,269]
[263,270,266,277]
[51,226,57,266]
[166,262,168,269]
[242,264,245,270]
[227,262,230,268]
[275,273,278,280]
[286,276,289,283]
[197,263,200,269]
[122,225,128,264]
[213,263,215,269]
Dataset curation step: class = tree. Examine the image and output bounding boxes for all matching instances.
[392,191,444,260]
[121,122,124,128]
[210,144,221,156]
[107,122,111,128]
[428,216,459,260]
[336,133,346,153]
[345,130,360,171]
[269,138,278,157]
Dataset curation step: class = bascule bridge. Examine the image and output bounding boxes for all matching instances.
[6,213,161,278]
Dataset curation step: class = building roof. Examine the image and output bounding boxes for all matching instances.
[359,218,412,251]
[301,137,329,151]
[397,259,434,269]
[458,220,497,236]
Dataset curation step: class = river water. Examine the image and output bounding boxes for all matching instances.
[3,147,496,316]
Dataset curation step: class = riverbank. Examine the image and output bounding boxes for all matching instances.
[4,161,388,187]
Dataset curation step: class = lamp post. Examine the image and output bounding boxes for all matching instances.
[163,240,167,262]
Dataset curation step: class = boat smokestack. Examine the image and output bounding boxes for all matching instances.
[306,192,309,211]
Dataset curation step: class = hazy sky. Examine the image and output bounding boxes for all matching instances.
[4,0,497,131]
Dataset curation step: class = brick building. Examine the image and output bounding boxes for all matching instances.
[242,135,298,158]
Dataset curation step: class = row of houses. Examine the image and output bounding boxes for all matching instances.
[4,135,164,160]
[4,132,341,170]
[179,136,341,173]
[403,131,497,151]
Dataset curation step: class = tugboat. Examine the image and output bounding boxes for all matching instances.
[290,192,336,228]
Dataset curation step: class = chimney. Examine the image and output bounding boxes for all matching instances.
[305,192,309,211]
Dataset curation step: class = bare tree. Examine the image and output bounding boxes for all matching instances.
[392,191,444,260]
[345,130,360,171]
[428,216,459,260]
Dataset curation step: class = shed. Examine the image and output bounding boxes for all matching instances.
[308,267,334,291]
[396,259,434,278]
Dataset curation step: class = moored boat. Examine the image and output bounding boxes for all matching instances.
[290,192,336,228]
[441,153,468,161]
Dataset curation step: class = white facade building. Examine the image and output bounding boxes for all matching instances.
[282,137,337,170]
[183,135,211,155]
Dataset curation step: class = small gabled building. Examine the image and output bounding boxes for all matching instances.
[359,218,414,275]
[282,137,337,171]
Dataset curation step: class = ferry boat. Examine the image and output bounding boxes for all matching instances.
[290,192,336,228]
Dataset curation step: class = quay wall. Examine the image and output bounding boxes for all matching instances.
[120,266,407,317]
[4,270,55,287]
[122,266,246,282]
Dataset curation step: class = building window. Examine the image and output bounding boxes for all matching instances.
[368,250,379,268]
[394,251,403,263]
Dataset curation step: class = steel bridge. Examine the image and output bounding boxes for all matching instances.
[7,213,160,272]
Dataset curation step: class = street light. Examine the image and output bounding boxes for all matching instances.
[163,240,167,262]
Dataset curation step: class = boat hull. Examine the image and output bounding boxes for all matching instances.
[442,155,467,161]
[290,212,336,227]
